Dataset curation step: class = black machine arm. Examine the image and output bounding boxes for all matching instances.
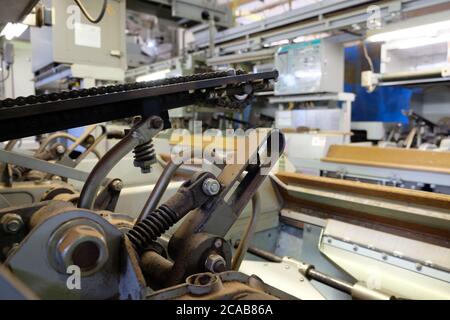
[0,70,278,141]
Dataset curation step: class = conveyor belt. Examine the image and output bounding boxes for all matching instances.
[0,70,278,141]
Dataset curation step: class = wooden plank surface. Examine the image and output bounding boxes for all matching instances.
[275,171,450,210]
[322,145,450,174]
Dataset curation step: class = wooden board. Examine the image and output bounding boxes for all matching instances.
[322,145,450,174]
[275,171,450,210]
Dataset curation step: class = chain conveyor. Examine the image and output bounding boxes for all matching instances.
[0,70,278,141]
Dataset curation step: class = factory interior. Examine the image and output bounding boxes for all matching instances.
[0,0,449,301]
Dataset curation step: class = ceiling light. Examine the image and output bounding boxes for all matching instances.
[136,69,171,82]
[0,23,28,40]
[367,19,450,43]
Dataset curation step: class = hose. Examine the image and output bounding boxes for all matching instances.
[74,0,108,24]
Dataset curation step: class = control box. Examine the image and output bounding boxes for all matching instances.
[274,39,344,95]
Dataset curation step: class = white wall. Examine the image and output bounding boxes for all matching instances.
[411,85,450,123]
[3,40,35,98]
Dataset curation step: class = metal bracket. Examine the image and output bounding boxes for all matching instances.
[0,149,91,182]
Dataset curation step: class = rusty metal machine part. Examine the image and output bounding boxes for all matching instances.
[135,129,285,289]
[78,116,164,210]
[0,70,289,300]
[128,171,219,252]
[4,207,130,299]
[148,271,295,300]
[0,129,286,299]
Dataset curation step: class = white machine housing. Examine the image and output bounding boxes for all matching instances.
[274,39,344,95]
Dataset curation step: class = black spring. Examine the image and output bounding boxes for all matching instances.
[127,205,179,252]
[133,139,156,170]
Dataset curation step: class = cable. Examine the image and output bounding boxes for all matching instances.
[0,68,10,83]
[231,191,261,270]
[362,40,374,73]
[74,0,108,24]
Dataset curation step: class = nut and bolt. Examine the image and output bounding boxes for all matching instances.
[150,117,164,129]
[1,214,24,234]
[214,238,223,248]
[110,179,123,191]
[55,225,109,274]
[55,144,66,154]
[205,254,227,273]
[202,178,221,196]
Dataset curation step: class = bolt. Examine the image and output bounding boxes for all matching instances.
[150,117,163,129]
[205,254,226,273]
[202,178,221,196]
[416,263,423,271]
[1,214,23,234]
[110,179,123,191]
[214,238,222,248]
[424,260,433,267]
[353,245,358,252]
[382,254,388,261]
[140,164,152,174]
[55,144,66,154]
[55,225,109,273]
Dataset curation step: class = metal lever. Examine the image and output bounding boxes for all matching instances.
[78,116,164,209]
[168,129,285,258]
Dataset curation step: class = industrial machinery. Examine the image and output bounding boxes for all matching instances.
[0,69,298,300]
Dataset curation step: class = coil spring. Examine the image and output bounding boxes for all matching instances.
[127,205,179,252]
[133,139,156,173]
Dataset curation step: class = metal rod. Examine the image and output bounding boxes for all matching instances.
[78,133,138,209]
[0,149,91,182]
[232,191,261,270]
[78,117,163,209]
[234,242,282,263]
[137,160,182,222]
[307,268,353,294]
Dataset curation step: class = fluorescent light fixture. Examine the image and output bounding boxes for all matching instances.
[136,68,171,82]
[293,32,330,43]
[147,39,156,48]
[0,23,28,40]
[385,34,450,50]
[367,19,450,43]
[267,39,289,47]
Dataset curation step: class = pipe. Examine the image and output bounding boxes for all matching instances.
[78,133,139,209]
[231,191,261,270]
[307,268,353,294]
[380,68,444,82]
[234,241,282,263]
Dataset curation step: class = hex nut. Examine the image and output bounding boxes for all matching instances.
[205,254,226,273]
[1,214,24,234]
[202,178,221,196]
[55,225,109,274]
